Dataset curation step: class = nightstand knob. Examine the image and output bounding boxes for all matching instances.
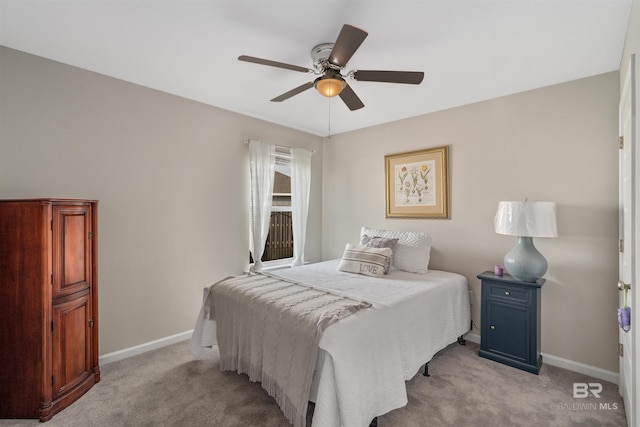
[490,325,495,330]
[504,291,510,296]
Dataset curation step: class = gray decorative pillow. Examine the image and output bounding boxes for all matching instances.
[359,235,398,274]
[338,244,392,278]
[360,226,432,274]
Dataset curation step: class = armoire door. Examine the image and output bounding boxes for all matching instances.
[52,204,93,299]
[51,292,92,400]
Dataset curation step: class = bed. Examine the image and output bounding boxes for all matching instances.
[190,228,471,427]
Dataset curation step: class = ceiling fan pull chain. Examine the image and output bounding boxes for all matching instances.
[328,98,331,138]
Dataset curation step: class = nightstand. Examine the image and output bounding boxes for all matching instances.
[478,271,544,374]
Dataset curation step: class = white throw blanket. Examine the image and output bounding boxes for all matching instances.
[198,273,371,427]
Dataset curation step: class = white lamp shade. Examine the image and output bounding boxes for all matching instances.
[494,201,558,238]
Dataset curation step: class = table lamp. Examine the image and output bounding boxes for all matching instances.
[494,201,558,282]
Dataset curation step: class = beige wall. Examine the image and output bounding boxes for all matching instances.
[0,45,623,373]
[322,72,620,372]
[0,46,323,354]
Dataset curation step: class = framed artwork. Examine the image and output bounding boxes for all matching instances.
[385,145,449,219]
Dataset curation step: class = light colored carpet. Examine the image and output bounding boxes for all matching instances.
[0,340,627,426]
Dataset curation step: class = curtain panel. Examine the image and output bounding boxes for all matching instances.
[248,139,276,272]
[290,148,312,267]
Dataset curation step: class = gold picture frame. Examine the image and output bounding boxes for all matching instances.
[385,145,449,219]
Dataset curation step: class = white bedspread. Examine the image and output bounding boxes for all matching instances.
[272,260,470,427]
[191,260,470,427]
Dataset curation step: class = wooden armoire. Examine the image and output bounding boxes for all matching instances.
[0,199,100,421]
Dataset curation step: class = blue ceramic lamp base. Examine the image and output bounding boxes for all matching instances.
[504,236,548,282]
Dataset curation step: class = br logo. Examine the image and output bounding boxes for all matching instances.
[573,383,602,398]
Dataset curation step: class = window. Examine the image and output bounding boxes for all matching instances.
[249,148,294,264]
[249,141,312,270]
[264,169,293,261]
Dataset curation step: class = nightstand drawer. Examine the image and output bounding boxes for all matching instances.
[488,282,529,303]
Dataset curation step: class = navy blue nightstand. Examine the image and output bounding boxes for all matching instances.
[478,271,545,374]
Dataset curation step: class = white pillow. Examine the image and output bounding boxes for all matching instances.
[338,243,392,278]
[360,226,432,274]
[359,235,398,274]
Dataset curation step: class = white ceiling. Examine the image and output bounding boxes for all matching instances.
[0,0,632,137]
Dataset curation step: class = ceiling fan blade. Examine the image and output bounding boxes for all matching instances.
[329,25,368,68]
[271,81,315,102]
[238,55,313,73]
[353,70,424,84]
[339,83,365,111]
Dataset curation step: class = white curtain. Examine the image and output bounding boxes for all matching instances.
[290,148,312,267]
[249,140,276,272]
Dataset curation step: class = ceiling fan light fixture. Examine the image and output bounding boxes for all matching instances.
[314,76,346,97]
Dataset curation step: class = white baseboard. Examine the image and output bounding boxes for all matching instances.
[465,331,481,344]
[100,329,619,385]
[99,330,193,365]
[463,331,618,385]
[540,353,619,385]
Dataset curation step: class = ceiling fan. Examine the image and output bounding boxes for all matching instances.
[238,24,424,111]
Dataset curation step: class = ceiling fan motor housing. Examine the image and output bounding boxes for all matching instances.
[311,43,336,71]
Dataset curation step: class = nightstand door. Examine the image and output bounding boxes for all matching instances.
[484,300,530,363]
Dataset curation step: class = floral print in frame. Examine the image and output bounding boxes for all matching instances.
[385,146,449,219]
